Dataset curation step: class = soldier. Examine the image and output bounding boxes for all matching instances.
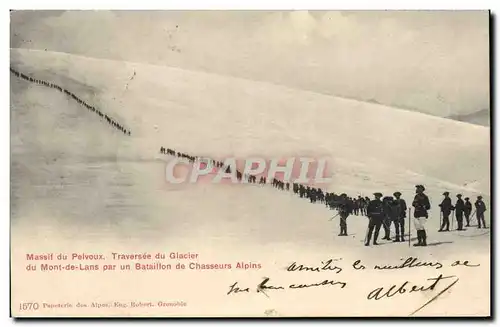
[310,188,317,203]
[365,192,385,246]
[455,194,465,231]
[299,185,305,198]
[438,191,453,232]
[360,196,367,216]
[392,191,407,242]
[475,196,487,228]
[364,197,370,216]
[382,196,393,240]
[318,189,325,203]
[338,193,351,236]
[353,198,359,216]
[347,197,354,215]
[356,196,362,215]
[412,185,430,247]
[464,197,472,227]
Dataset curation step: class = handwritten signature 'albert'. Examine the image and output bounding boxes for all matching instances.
[367,273,459,315]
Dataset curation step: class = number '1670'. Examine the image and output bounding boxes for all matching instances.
[19,302,39,310]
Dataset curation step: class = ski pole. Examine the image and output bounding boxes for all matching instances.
[408,208,411,247]
[452,210,455,230]
[439,211,443,231]
[364,216,373,245]
[329,212,340,221]
[470,210,477,225]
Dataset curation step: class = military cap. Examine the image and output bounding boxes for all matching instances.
[456,194,462,197]
[464,197,470,201]
[373,192,383,197]
[443,191,449,196]
[478,195,483,199]
[340,193,347,197]
[393,191,402,197]
[416,184,425,191]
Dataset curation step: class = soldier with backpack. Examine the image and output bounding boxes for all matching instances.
[455,194,465,231]
[392,191,407,242]
[464,197,473,227]
[338,193,351,236]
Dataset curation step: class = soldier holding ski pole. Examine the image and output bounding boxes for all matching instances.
[438,191,453,232]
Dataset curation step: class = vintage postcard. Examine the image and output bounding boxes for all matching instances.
[10,10,491,317]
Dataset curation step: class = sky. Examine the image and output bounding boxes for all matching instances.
[10,10,490,119]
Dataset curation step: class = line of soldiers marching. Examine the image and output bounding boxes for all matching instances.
[158,147,488,249]
[159,146,370,210]
[10,67,131,136]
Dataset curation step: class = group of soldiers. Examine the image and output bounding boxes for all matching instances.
[160,147,196,162]
[335,185,488,247]
[336,191,409,244]
[361,186,428,247]
[10,67,131,136]
[438,192,487,231]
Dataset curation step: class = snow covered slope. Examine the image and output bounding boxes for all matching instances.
[11,47,490,192]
